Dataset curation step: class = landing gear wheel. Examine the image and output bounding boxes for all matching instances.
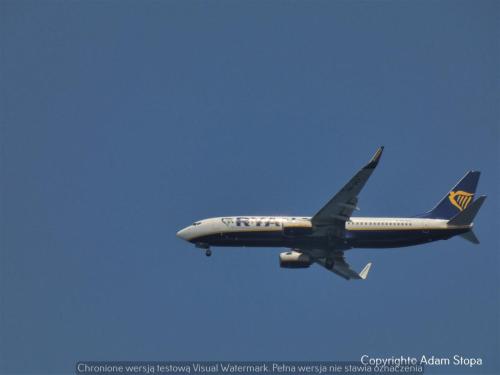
[205,249,212,257]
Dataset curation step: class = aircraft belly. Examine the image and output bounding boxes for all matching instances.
[347,229,465,248]
[191,231,326,249]
[190,228,468,250]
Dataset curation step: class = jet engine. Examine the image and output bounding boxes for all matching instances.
[279,250,312,268]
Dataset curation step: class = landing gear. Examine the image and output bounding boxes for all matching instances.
[195,242,212,257]
[325,258,334,269]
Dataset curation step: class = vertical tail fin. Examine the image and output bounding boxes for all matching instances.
[448,195,486,226]
[419,171,480,219]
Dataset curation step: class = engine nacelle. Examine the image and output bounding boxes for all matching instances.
[279,251,312,268]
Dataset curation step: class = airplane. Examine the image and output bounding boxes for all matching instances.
[176,147,486,280]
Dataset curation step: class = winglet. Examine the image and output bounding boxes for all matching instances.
[365,146,384,169]
[358,262,372,280]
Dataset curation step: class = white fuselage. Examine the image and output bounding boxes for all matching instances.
[176,216,457,242]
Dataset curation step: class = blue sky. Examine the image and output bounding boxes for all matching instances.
[1,1,498,374]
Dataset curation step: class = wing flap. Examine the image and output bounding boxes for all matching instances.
[315,253,373,280]
[311,147,383,227]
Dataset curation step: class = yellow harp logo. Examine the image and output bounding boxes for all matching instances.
[449,191,473,211]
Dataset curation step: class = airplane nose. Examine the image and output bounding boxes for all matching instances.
[176,227,190,240]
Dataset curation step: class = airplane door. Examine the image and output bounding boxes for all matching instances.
[422,221,430,234]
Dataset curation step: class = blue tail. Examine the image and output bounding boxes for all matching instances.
[418,171,481,219]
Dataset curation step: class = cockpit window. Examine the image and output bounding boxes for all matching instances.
[193,221,202,226]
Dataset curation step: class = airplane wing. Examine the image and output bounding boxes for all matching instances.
[311,146,384,228]
[298,248,372,280]
[316,253,372,280]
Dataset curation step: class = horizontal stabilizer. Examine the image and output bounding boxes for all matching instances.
[448,195,487,226]
[460,230,480,244]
